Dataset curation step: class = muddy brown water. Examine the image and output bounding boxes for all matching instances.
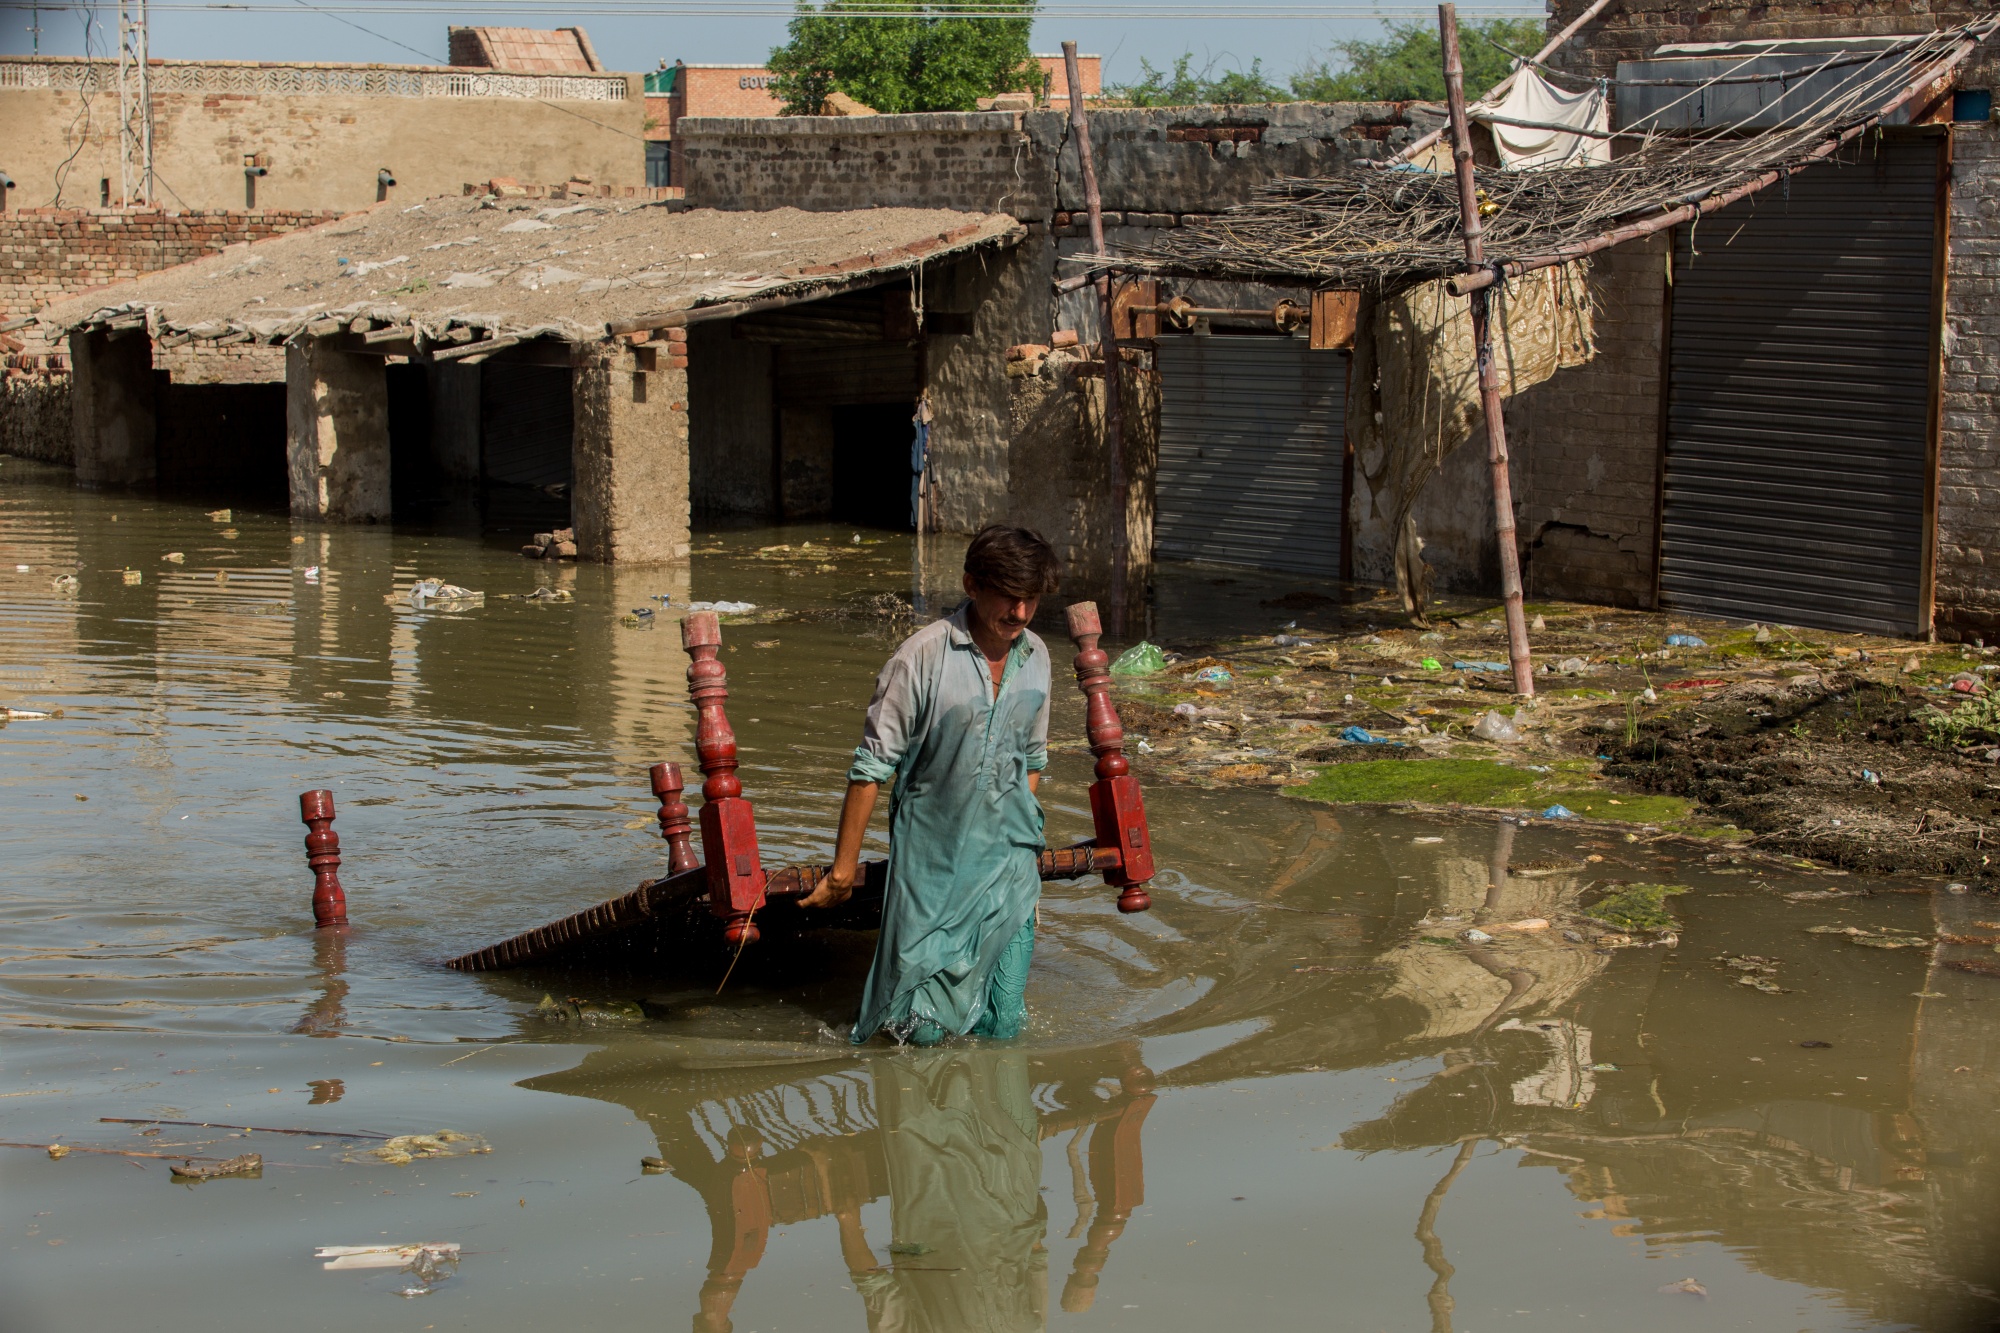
[2,458,1997,1332]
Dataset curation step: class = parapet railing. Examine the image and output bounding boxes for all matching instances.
[0,59,627,101]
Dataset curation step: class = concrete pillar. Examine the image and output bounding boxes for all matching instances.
[428,361,482,483]
[69,329,157,487]
[286,338,391,521]
[571,342,691,564]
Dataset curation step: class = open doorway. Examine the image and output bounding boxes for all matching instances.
[830,401,916,531]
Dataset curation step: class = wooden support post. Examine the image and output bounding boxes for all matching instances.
[1441,3,1535,697]
[1065,601,1153,913]
[1063,41,1129,625]
[683,612,767,946]
[650,762,701,875]
[299,790,348,929]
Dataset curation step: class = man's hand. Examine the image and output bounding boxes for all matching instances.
[799,861,859,909]
[800,780,878,910]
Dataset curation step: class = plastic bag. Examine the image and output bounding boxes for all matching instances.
[1665,633,1706,648]
[1111,641,1167,676]
[1471,711,1521,743]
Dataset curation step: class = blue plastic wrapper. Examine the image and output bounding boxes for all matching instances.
[1665,633,1707,647]
[1538,804,1579,820]
[1453,660,1508,672]
[1339,726,1405,746]
[1193,666,1234,683]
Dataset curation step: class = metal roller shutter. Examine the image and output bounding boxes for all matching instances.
[1661,140,1939,635]
[1154,335,1347,577]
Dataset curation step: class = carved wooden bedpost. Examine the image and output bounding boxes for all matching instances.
[299,789,348,929]
[1064,602,1154,913]
[683,612,768,946]
[650,761,701,875]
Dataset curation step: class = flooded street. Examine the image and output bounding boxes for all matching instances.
[3,459,1997,1332]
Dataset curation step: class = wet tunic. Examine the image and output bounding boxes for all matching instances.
[847,603,1050,1043]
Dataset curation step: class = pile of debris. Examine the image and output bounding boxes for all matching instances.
[521,527,578,561]
[1099,593,1998,883]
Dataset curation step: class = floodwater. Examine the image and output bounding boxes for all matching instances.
[2,457,1997,1333]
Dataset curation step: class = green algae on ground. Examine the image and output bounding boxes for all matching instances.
[1288,759,1541,807]
[1581,882,1687,933]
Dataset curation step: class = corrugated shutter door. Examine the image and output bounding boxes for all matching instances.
[480,365,573,490]
[1661,141,1938,635]
[1154,336,1347,577]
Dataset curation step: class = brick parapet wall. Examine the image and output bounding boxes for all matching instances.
[1,206,338,369]
[679,103,1436,218]
[1936,119,2000,639]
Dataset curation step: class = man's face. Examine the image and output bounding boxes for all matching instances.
[963,576,1038,643]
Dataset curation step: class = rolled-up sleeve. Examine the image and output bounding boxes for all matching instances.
[1023,643,1051,772]
[847,648,920,784]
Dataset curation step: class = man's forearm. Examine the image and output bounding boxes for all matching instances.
[831,780,879,878]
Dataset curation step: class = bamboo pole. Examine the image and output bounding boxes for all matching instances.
[1063,40,1129,625]
[1446,24,1990,296]
[1389,0,1617,166]
[1442,3,1535,696]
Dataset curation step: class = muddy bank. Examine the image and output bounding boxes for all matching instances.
[1606,671,2000,883]
[1103,594,2000,879]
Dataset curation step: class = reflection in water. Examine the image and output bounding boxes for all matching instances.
[527,1042,1154,1333]
[6,463,2000,1331]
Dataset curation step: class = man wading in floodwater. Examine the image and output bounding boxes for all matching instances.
[800,525,1059,1045]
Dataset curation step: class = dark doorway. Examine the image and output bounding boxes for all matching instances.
[830,401,916,530]
[154,381,287,502]
[386,362,438,517]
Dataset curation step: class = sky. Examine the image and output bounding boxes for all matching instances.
[1,1,1544,89]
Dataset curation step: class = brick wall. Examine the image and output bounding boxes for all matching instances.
[679,103,1436,218]
[1508,237,1668,608]
[1937,120,2000,640]
[2,207,337,360]
[1544,0,1993,81]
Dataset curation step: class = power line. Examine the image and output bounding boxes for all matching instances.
[5,1,1545,16]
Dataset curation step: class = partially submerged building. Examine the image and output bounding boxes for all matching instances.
[20,2,2000,640]
[37,195,1021,562]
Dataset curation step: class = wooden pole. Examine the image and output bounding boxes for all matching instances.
[1063,40,1129,626]
[1388,0,1615,166]
[1442,3,1535,696]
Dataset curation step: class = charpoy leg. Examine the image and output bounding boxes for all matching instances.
[971,917,1036,1040]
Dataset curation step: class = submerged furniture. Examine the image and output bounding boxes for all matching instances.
[424,602,1156,973]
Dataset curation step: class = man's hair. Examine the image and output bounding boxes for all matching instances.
[963,524,1062,598]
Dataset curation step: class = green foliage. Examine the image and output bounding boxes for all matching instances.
[1918,692,2000,749]
[1108,53,1289,107]
[766,0,1039,116]
[1581,883,1687,934]
[1290,16,1547,103]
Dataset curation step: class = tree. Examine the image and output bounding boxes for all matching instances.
[767,0,1040,116]
[1108,53,1288,108]
[1289,16,1545,103]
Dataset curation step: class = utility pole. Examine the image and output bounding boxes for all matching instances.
[1439,3,1535,696]
[116,0,153,206]
[1062,40,1128,626]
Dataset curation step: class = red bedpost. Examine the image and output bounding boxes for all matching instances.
[1063,602,1154,913]
[299,789,348,929]
[650,761,701,875]
[683,612,768,946]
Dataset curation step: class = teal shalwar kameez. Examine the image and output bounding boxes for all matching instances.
[848,602,1050,1044]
